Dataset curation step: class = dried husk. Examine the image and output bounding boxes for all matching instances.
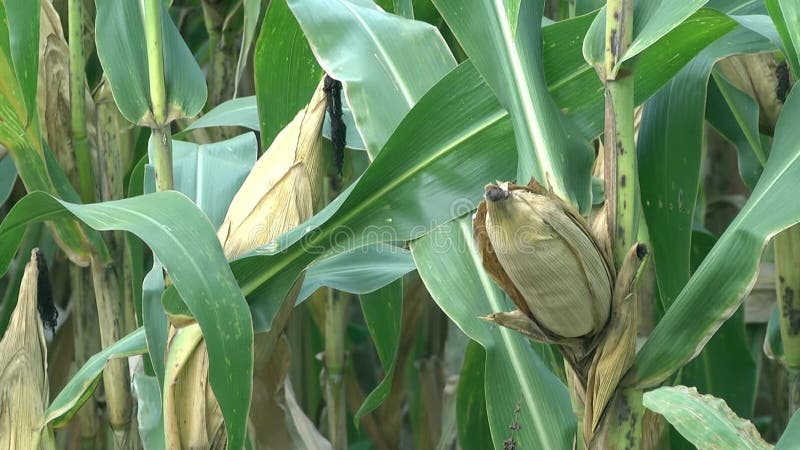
[165,79,330,448]
[584,243,648,444]
[475,180,613,339]
[217,78,327,259]
[0,250,50,449]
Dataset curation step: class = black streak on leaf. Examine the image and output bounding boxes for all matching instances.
[35,250,57,332]
[323,75,346,176]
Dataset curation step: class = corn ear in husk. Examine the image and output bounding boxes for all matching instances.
[474,180,614,339]
[216,78,328,260]
[165,79,330,448]
[163,324,226,449]
[0,250,50,449]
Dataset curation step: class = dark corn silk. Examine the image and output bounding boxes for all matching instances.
[34,250,57,332]
[323,74,346,175]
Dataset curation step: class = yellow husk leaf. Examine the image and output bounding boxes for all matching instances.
[163,324,226,449]
[0,250,49,449]
[480,181,613,338]
[217,78,327,259]
[584,243,648,444]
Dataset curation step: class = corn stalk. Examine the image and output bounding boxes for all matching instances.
[144,0,174,192]
[598,0,646,447]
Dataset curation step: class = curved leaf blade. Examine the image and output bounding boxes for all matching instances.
[643,386,770,450]
[435,0,593,211]
[637,26,774,308]
[0,192,253,449]
[355,279,403,419]
[583,0,710,74]
[45,328,147,428]
[298,243,415,302]
[633,81,800,387]
[181,96,260,134]
[95,0,207,125]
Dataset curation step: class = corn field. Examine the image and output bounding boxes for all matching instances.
[2,0,800,448]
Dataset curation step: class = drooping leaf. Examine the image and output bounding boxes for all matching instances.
[297,243,414,302]
[637,26,774,309]
[355,279,403,419]
[643,386,770,450]
[0,192,253,449]
[44,328,147,428]
[434,0,593,211]
[95,0,207,126]
[0,4,93,266]
[412,217,574,449]
[632,81,800,388]
[288,0,456,157]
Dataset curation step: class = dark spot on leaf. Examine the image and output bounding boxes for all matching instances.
[620,175,626,187]
[781,286,800,335]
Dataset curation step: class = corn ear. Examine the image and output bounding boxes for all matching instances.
[474,180,613,338]
[217,78,328,259]
[0,250,50,449]
[165,79,330,445]
[163,324,226,449]
[584,243,648,443]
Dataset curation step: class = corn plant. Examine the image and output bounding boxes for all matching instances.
[2,0,800,449]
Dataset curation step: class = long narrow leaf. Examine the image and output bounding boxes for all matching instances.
[0,192,253,449]
[435,0,593,211]
[637,27,774,308]
[44,328,147,428]
[632,80,800,387]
